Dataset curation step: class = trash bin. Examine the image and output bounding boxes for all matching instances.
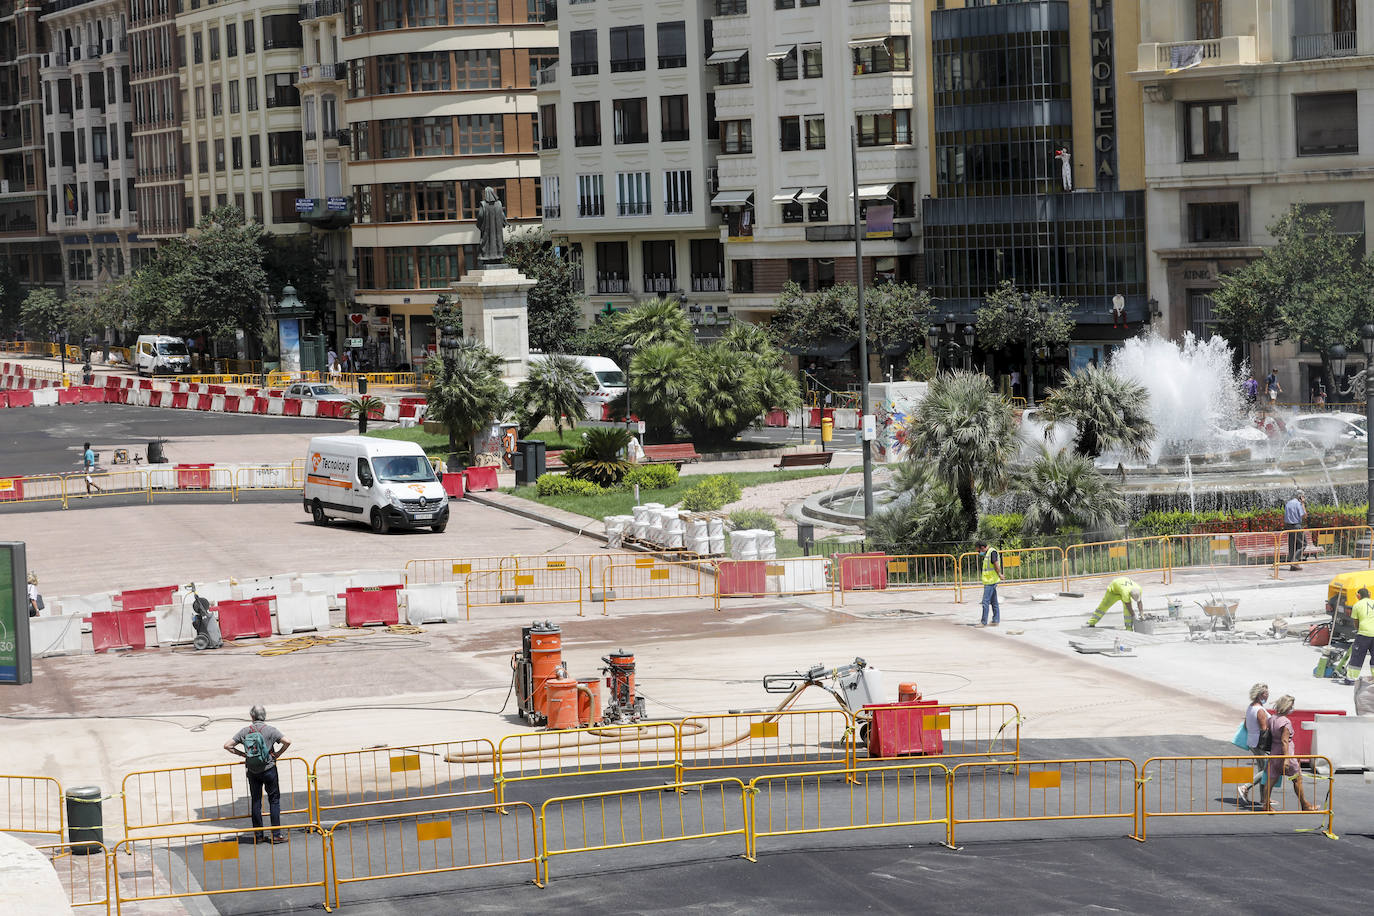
[515,440,547,486]
[147,440,166,464]
[65,785,103,854]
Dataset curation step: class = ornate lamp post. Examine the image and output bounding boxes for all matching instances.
[927,313,975,372]
[621,341,636,440]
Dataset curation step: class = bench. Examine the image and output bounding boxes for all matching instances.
[775,451,835,469]
[1233,531,1325,564]
[641,444,701,467]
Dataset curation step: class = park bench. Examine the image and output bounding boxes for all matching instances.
[1232,531,1325,564]
[641,444,701,468]
[774,451,835,469]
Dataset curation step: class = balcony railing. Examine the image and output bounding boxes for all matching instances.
[577,202,604,217]
[298,0,346,19]
[715,0,745,14]
[664,200,692,215]
[691,274,725,292]
[543,204,560,218]
[596,274,629,293]
[1293,31,1357,60]
[662,128,689,142]
[574,133,600,146]
[540,136,557,149]
[537,63,557,85]
[609,57,645,73]
[642,274,676,293]
[615,132,649,144]
[618,201,650,216]
[1137,35,1258,73]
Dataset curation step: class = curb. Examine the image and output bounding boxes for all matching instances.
[465,490,606,541]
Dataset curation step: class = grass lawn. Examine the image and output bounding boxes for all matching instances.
[504,467,847,520]
[366,426,586,457]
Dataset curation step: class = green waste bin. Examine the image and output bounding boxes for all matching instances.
[65,785,104,854]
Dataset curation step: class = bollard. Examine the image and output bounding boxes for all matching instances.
[65,785,103,854]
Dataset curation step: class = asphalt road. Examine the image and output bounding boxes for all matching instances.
[0,404,350,476]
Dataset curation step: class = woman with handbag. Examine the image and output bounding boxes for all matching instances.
[1236,683,1270,806]
[26,572,42,618]
[1261,695,1319,812]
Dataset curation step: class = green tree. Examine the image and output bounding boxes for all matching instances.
[425,337,509,459]
[627,342,687,440]
[865,464,968,553]
[505,229,585,353]
[1037,365,1155,460]
[20,288,64,339]
[261,233,332,322]
[903,370,1018,534]
[565,312,623,358]
[615,297,692,349]
[1210,208,1373,391]
[769,281,932,363]
[677,335,800,447]
[561,427,634,487]
[974,280,1076,401]
[1013,448,1126,537]
[518,353,594,435]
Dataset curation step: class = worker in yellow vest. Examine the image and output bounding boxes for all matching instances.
[977,540,1003,627]
[1087,576,1142,631]
[1344,587,1374,684]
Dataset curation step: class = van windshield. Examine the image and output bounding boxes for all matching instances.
[595,370,625,388]
[373,455,436,483]
[157,342,189,355]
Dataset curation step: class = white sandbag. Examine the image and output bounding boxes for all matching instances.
[755,529,776,560]
[730,529,758,560]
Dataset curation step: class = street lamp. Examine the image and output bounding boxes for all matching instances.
[927,314,975,372]
[1330,326,1374,526]
[621,341,635,440]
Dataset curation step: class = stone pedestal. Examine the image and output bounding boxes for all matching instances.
[452,266,536,380]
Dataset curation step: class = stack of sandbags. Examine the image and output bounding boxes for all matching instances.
[604,515,634,548]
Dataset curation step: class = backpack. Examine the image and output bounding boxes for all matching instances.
[243,725,273,774]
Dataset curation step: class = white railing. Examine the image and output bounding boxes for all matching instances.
[1292,31,1357,60]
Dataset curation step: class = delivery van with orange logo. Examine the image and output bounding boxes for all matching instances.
[302,436,449,533]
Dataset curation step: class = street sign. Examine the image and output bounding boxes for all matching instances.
[295,198,314,213]
[326,196,348,211]
[345,337,363,348]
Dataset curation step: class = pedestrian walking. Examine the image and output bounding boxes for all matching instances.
[1284,489,1307,571]
[976,540,1003,627]
[1265,370,1281,405]
[1236,683,1270,806]
[1243,375,1258,406]
[1086,576,1142,631]
[26,572,42,617]
[1343,587,1374,684]
[1260,695,1319,812]
[223,705,292,843]
[327,348,338,373]
[82,442,102,494]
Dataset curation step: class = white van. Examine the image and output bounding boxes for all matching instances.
[302,436,450,533]
[135,335,192,376]
[529,354,626,421]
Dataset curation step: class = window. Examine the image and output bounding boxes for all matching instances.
[457,114,501,153]
[1184,100,1238,161]
[211,84,222,116]
[661,95,689,142]
[613,98,648,144]
[774,45,798,81]
[250,134,261,167]
[775,0,793,7]
[453,49,499,88]
[246,76,258,111]
[228,79,240,113]
[409,51,450,91]
[596,241,629,292]
[609,26,645,72]
[1296,92,1358,156]
[721,119,752,154]
[732,259,754,292]
[415,181,458,220]
[381,117,410,157]
[801,44,822,78]
[540,104,558,149]
[574,101,600,146]
[664,169,692,214]
[543,174,560,218]
[244,19,255,53]
[642,240,675,290]
[814,258,834,289]
[196,139,207,172]
[657,21,686,68]
[412,115,454,155]
[570,30,598,76]
[804,115,825,150]
[194,87,205,118]
[453,0,497,24]
[855,110,911,146]
[262,14,302,49]
[209,27,220,60]
[577,173,604,217]
[231,136,242,168]
[193,31,202,64]
[226,22,236,56]
[716,52,749,85]
[378,55,406,93]
[214,138,224,169]
[266,72,299,108]
[1188,202,1241,244]
[1196,0,1221,40]
[788,259,810,289]
[853,37,910,74]
[779,116,800,151]
[1188,289,1219,339]
[690,238,723,287]
[384,184,412,221]
[1298,200,1366,256]
[617,170,651,215]
[269,131,303,165]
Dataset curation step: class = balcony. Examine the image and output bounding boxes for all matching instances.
[299,196,353,229]
[540,135,557,150]
[298,0,346,19]
[299,62,347,82]
[1136,35,1258,74]
[691,274,725,292]
[642,274,676,293]
[577,202,604,217]
[536,63,557,86]
[609,58,645,73]
[1293,31,1358,60]
[596,273,630,294]
[618,201,650,216]
[543,204,560,218]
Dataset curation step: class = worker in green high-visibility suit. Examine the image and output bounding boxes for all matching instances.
[1087,576,1142,631]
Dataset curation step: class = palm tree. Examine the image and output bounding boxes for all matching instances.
[518,354,594,436]
[343,395,385,435]
[561,427,633,487]
[903,370,1018,534]
[616,298,692,350]
[866,464,966,553]
[718,320,773,356]
[1037,365,1155,460]
[628,342,687,440]
[425,338,509,461]
[1014,447,1126,537]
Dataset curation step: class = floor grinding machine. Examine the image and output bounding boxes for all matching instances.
[511,622,647,729]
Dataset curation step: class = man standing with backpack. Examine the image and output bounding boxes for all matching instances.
[223,705,292,843]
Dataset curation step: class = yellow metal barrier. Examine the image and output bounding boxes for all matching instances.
[38,842,111,913]
[405,555,515,586]
[330,802,540,901]
[713,555,833,603]
[955,546,1066,603]
[1064,536,1170,588]
[833,553,960,605]
[233,465,304,497]
[113,825,329,913]
[312,739,498,822]
[121,758,314,835]
[948,758,1139,846]
[747,763,951,859]
[493,721,681,808]
[146,466,236,501]
[0,474,68,509]
[539,778,749,884]
[464,566,584,619]
[0,774,64,838]
[177,374,262,387]
[513,551,688,600]
[675,709,856,783]
[599,559,714,614]
[1137,755,1335,841]
[851,701,1022,767]
[63,469,151,506]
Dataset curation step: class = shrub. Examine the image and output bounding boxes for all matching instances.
[562,427,634,487]
[535,474,604,497]
[680,475,743,512]
[729,509,778,534]
[623,463,679,490]
[975,514,1025,550]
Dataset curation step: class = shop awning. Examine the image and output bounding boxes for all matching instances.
[781,336,858,360]
[705,48,748,65]
[850,183,895,200]
[765,44,795,61]
[797,186,827,203]
[848,35,890,48]
[771,188,801,203]
[710,189,754,208]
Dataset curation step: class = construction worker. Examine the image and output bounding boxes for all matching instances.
[976,540,1003,628]
[1344,587,1374,684]
[1087,576,1142,631]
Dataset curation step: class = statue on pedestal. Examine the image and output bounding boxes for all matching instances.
[476,186,507,266]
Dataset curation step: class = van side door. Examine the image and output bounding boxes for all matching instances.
[356,458,374,493]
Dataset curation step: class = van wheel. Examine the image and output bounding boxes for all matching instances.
[431,522,447,533]
[370,508,390,534]
[311,500,328,526]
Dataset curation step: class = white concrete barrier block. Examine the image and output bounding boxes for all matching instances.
[300,399,318,417]
[383,402,400,422]
[267,398,285,416]
[349,570,405,590]
[211,395,226,412]
[237,398,256,414]
[402,584,459,624]
[60,592,115,616]
[152,602,197,646]
[274,592,330,634]
[195,581,236,605]
[833,409,859,430]
[31,388,58,407]
[29,614,84,657]
[1312,714,1374,772]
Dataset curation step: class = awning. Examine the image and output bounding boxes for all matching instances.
[848,36,890,48]
[765,44,795,61]
[797,186,826,203]
[771,188,801,203]
[705,48,747,65]
[710,189,754,208]
[850,183,895,200]
[781,336,858,360]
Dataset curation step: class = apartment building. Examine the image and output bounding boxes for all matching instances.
[342,0,551,366]
[39,0,152,287]
[537,0,728,327]
[176,0,307,232]
[129,0,183,238]
[917,0,1147,377]
[0,0,62,289]
[1134,0,1373,398]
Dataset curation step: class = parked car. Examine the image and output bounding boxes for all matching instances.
[285,383,350,402]
[135,335,191,376]
[1285,412,1367,450]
